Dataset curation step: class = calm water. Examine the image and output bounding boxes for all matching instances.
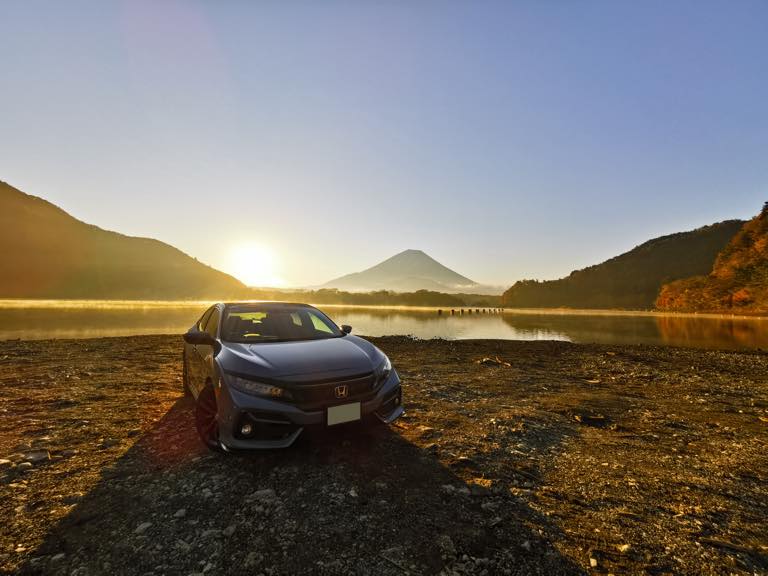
[0,300,766,351]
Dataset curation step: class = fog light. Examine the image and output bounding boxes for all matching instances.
[240,423,254,436]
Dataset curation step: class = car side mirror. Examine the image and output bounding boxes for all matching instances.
[341,325,352,334]
[184,329,222,354]
[184,329,215,346]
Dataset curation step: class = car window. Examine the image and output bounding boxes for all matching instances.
[197,307,214,331]
[204,307,220,337]
[310,311,334,334]
[221,305,342,343]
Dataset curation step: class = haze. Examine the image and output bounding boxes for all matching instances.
[1,1,766,287]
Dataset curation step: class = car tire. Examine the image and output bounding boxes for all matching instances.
[195,383,221,451]
[182,352,192,397]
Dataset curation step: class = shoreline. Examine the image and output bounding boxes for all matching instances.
[0,298,766,320]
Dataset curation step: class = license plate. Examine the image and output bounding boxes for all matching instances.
[327,402,361,426]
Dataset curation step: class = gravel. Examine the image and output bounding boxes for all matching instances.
[0,335,767,575]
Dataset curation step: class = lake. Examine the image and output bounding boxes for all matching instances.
[0,300,765,351]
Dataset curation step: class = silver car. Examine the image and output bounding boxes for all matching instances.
[182,302,404,450]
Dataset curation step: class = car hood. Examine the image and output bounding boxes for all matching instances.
[220,335,380,382]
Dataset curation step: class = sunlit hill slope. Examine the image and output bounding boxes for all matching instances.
[657,203,768,313]
[501,220,744,310]
[0,181,246,299]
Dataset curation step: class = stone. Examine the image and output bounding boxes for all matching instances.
[23,450,50,464]
[435,534,456,558]
[250,488,277,502]
[134,522,152,535]
[17,462,33,471]
[617,544,631,554]
[173,508,187,519]
[51,553,66,562]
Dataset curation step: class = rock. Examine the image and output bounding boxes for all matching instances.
[617,544,631,553]
[348,488,358,498]
[244,551,262,568]
[589,557,598,568]
[435,534,456,558]
[51,553,66,562]
[521,540,531,552]
[17,462,33,471]
[477,356,511,367]
[250,488,277,503]
[23,450,50,464]
[61,450,77,458]
[453,456,476,468]
[134,522,152,535]
[173,508,187,519]
[223,524,236,537]
[99,439,118,449]
[0,459,12,470]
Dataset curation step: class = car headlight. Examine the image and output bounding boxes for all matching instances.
[227,374,292,400]
[375,355,392,385]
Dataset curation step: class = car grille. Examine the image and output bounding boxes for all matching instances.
[288,372,378,411]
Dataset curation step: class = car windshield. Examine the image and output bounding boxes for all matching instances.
[221,305,343,343]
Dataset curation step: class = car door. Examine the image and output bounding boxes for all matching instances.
[188,306,214,395]
[194,306,221,394]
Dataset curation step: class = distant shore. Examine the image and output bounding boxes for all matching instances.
[2,336,766,575]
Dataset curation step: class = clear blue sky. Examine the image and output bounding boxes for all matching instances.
[1,0,766,287]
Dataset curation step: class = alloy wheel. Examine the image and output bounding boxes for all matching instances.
[195,384,220,450]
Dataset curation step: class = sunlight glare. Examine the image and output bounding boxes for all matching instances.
[226,243,285,287]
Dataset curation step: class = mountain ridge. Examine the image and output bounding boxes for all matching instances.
[323,249,482,293]
[501,220,745,310]
[0,181,247,299]
[656,203,768,313]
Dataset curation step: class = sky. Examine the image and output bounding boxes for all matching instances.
[1,0,766,288]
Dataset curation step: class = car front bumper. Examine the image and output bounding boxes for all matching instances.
[216,370,404,449]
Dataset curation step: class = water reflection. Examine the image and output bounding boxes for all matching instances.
[0,300,765,351]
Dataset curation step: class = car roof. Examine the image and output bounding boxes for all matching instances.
[222,301,314,308]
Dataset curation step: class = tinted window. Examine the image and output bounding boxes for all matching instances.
[222,305,342,343]
[204,307,220,337]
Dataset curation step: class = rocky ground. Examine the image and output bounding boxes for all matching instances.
[0,336,767,575]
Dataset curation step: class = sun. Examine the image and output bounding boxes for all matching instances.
[226,243,285,287]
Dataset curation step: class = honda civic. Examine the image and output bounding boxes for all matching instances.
[182,302,404,450]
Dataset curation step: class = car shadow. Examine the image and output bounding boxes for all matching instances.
[18,397,584,576]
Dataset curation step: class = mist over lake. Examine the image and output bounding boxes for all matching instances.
[1,300,765,351]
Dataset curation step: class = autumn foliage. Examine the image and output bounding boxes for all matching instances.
[656,202,768,313]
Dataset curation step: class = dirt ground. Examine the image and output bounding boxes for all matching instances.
[1,336,767,575]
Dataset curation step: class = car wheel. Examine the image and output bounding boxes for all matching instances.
[195,383,221,451]
[182,352,191,397]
